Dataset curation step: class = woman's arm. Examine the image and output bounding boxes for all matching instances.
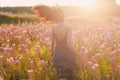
[67,27,79,56]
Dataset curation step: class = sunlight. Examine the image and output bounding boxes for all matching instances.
[80,0,95,9]
[116,0,120,5]
[63,0,96,10]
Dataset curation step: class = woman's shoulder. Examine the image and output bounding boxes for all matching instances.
[52,23,73,31]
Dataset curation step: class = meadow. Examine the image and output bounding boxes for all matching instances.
[0,15,120,80]
[0,12,36,25]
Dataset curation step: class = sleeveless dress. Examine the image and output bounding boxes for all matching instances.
[52,24,76,80]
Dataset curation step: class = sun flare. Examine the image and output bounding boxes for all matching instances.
[71,0,95,9]
[116,0,120,5]
[81,1,95,9]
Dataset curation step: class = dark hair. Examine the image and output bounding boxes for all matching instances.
[32,5,65,23]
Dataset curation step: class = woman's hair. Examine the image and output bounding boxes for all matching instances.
[32,5,65,23]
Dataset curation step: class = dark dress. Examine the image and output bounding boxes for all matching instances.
[52,25,76,80]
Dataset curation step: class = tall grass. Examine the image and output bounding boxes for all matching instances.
[0,18,120,80]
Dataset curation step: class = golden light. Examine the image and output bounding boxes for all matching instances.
[116,0,120,5]
[80,0,95,9]
[69,0,95,10]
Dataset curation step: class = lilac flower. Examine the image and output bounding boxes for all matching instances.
[7,57,14,63]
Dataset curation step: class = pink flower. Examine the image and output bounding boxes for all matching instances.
[7,57,14,63]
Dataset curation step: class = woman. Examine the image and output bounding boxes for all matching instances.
[32,5,79,80]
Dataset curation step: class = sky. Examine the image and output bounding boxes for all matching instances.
[0,0,88,7]
[0,0,120,7]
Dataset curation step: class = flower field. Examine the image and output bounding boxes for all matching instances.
[0,19,120,80]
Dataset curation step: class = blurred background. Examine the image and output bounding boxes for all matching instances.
[0,0,120,24]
